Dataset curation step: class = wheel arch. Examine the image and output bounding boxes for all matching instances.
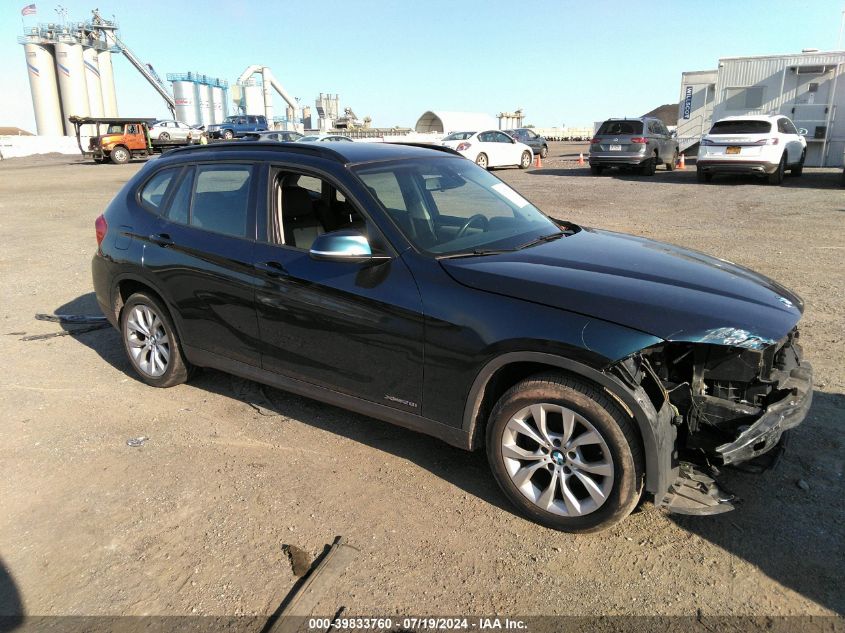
[462,351,672,495]
[112,274,175,329]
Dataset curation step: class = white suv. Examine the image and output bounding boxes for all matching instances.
[697,115,807,185]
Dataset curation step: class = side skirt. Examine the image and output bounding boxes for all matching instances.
[183,345,472,450]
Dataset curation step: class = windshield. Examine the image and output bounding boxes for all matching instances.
[710,120,772,135]
[354,156,559,255]
[443,132,474,141]
[597,120,642,135]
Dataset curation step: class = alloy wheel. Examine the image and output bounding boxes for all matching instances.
[476,153,488,169]
[124,304,170,377]
[501,403,614,516]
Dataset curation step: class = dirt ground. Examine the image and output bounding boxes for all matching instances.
[0,143,843,625]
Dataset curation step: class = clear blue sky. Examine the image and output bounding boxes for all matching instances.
[2,0,843,132]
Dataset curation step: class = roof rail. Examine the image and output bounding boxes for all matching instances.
[166,141,347,162]
[386,142,461,156]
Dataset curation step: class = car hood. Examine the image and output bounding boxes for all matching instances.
[440,226,803,347]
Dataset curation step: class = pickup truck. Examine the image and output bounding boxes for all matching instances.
[206,114,269,140]
[69,116,196,164]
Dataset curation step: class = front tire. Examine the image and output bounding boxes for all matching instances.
[110,146,129,165]
[475,153,489,169]
[222,129,234,140]
[120,292,191,388]
[486,373,644,533]
[519,151,532,169]
[540,145,548,159]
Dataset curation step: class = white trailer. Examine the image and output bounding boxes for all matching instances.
[679,51,845,167]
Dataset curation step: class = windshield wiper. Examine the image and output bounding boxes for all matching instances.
[437,248,515,260]
[516,231,565,250]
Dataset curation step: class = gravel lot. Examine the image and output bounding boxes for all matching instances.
[0,143,842,624]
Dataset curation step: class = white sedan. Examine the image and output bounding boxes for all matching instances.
[441,130,533,169]
[148,119,198,142]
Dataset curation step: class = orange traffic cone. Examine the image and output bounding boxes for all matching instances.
[578,152,585,166]
[534,154,542,168]
[678,153,686,170]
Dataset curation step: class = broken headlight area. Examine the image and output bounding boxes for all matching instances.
[609,328,812,514]
[643,327,810,466]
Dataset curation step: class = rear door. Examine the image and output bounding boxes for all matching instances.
[778,117,802,163]
[142,161,262,366]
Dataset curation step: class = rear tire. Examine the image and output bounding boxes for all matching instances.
[666,149,678,171]
[110,146,129,165]
[475,153,489,169]
[540,145,548,159]
[120,292,191,388]
[640,156,656,176]
[486,373,644,533]
[519,151,532,169]
[696,167,712,183]
[768,153,786,185]
[158,132,171,141]
[590,165,603,175]
[790,150,805,177]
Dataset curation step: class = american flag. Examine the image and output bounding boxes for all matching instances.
[21,4,36,16]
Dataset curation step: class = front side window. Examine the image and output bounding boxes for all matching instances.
[355,156,559,255]
[189,164,252,238]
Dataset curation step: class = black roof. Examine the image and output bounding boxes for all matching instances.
[166,140,459,164]
[68,116,157,125]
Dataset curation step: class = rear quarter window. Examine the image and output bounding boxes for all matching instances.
[139,167,179,213]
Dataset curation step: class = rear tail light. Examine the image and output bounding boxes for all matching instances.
[630,137,648,144]
[755,138,780,145]
[95,214,108,247]
[456,142,471,152]
[590,138,601,144]
[700,138,714,146]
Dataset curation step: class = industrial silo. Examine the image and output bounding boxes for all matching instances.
[210,83,225,124]
[82,46,104,118]
[23,41,64,136]
[243,80,264,116]
[97,48,118,116]
[197,82,213,127]
[172,79,200,125]
[54,39,90,135]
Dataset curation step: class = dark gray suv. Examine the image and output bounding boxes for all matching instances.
[506,128,549,159]
[589,117,678,176]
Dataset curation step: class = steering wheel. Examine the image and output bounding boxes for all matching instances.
[455,214,489,239]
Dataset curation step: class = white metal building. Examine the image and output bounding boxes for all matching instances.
[414,111,499,134]
[678,50,845,166]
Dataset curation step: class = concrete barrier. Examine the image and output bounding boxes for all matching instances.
[0,136,88,160]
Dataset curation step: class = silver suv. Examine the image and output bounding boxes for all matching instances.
[589,117,679,176]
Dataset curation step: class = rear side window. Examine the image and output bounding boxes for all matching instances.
[189,165,252,238]
[598,120,642,135]
[139,168,179,212]
[710,120,772,134]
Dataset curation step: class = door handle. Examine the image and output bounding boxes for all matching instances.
[149,233,173,247]
[254,260,288,277]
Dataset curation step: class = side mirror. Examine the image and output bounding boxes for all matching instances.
[798,128,809,136]
[670,130,677,138]
[309,230,390,263]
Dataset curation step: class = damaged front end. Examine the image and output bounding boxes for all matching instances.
[610,327,812,514]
